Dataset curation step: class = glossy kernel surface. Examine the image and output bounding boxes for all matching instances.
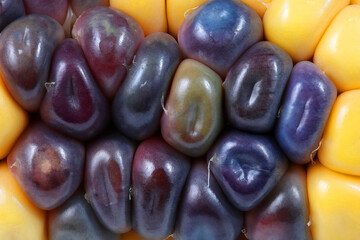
[0,162,46,240]
[110,0,167,35]
[113,32,181,140]
[132,137,191,240]
[0,14,64,112]
[178,0,263,77]
[166,0,207,38]
[308,163,360,240]
[223,41,293,133]
[207,129,288,211]
[86,131,136,233]
[40,39,110,140]
[175,160,244,240]
[0,75,28,159]
[245,164,312,240]
[161,59,223,157]
[49,192,119,240]
[275,61,336,164]
[0,0,25,31]
[72,6,144,99]
[22,0,68,24]
[318,89,360,176]
[7,122,85,210]
[314,5,360,92]
[264,0,349,62]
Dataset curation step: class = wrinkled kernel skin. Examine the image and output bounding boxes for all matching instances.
[7,122,85,210]
[40,39,110,141]
[85,131,136,233]
[161,59,223,157]
[207,129,288,211]
[132,137,191,240]
[113,32,181,141]
[72,6,144,99]
[174,160,244,240]
[223,41,293,133]
[275,61,336,164]
[178,0,263,77]
[0,15,64,112]
[0,0,25,31]
[71,0,109,17]
[49,193,119,240]
[245,164,312,240]
[22,0,68,24]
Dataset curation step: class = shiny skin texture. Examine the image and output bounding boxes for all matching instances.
[161,59,223,157]
[245,164,312,240]
[223,41,293,133]
[85,131,136,233]
[0,14,64,112]
[71,0,109,17]
[0,0,25,31]
[0,75,28,159]
[207,129,288,211]
[318,90,360,176]
[0,161,46,240]
[72,6,144,99]
[314,5,360,92]
[166,0,268,39]
[7,122,85,210]
[22,0,68,24]
[174,160,243,240]
[49,192,119,240]
[110,0,167,35]
[132,137,191,240]
[178,0,263,77]
[275,61,336,164]
[264,0,349,62]
[112,32,181,141]
[40,39,110,141]
[308,162,360,240]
